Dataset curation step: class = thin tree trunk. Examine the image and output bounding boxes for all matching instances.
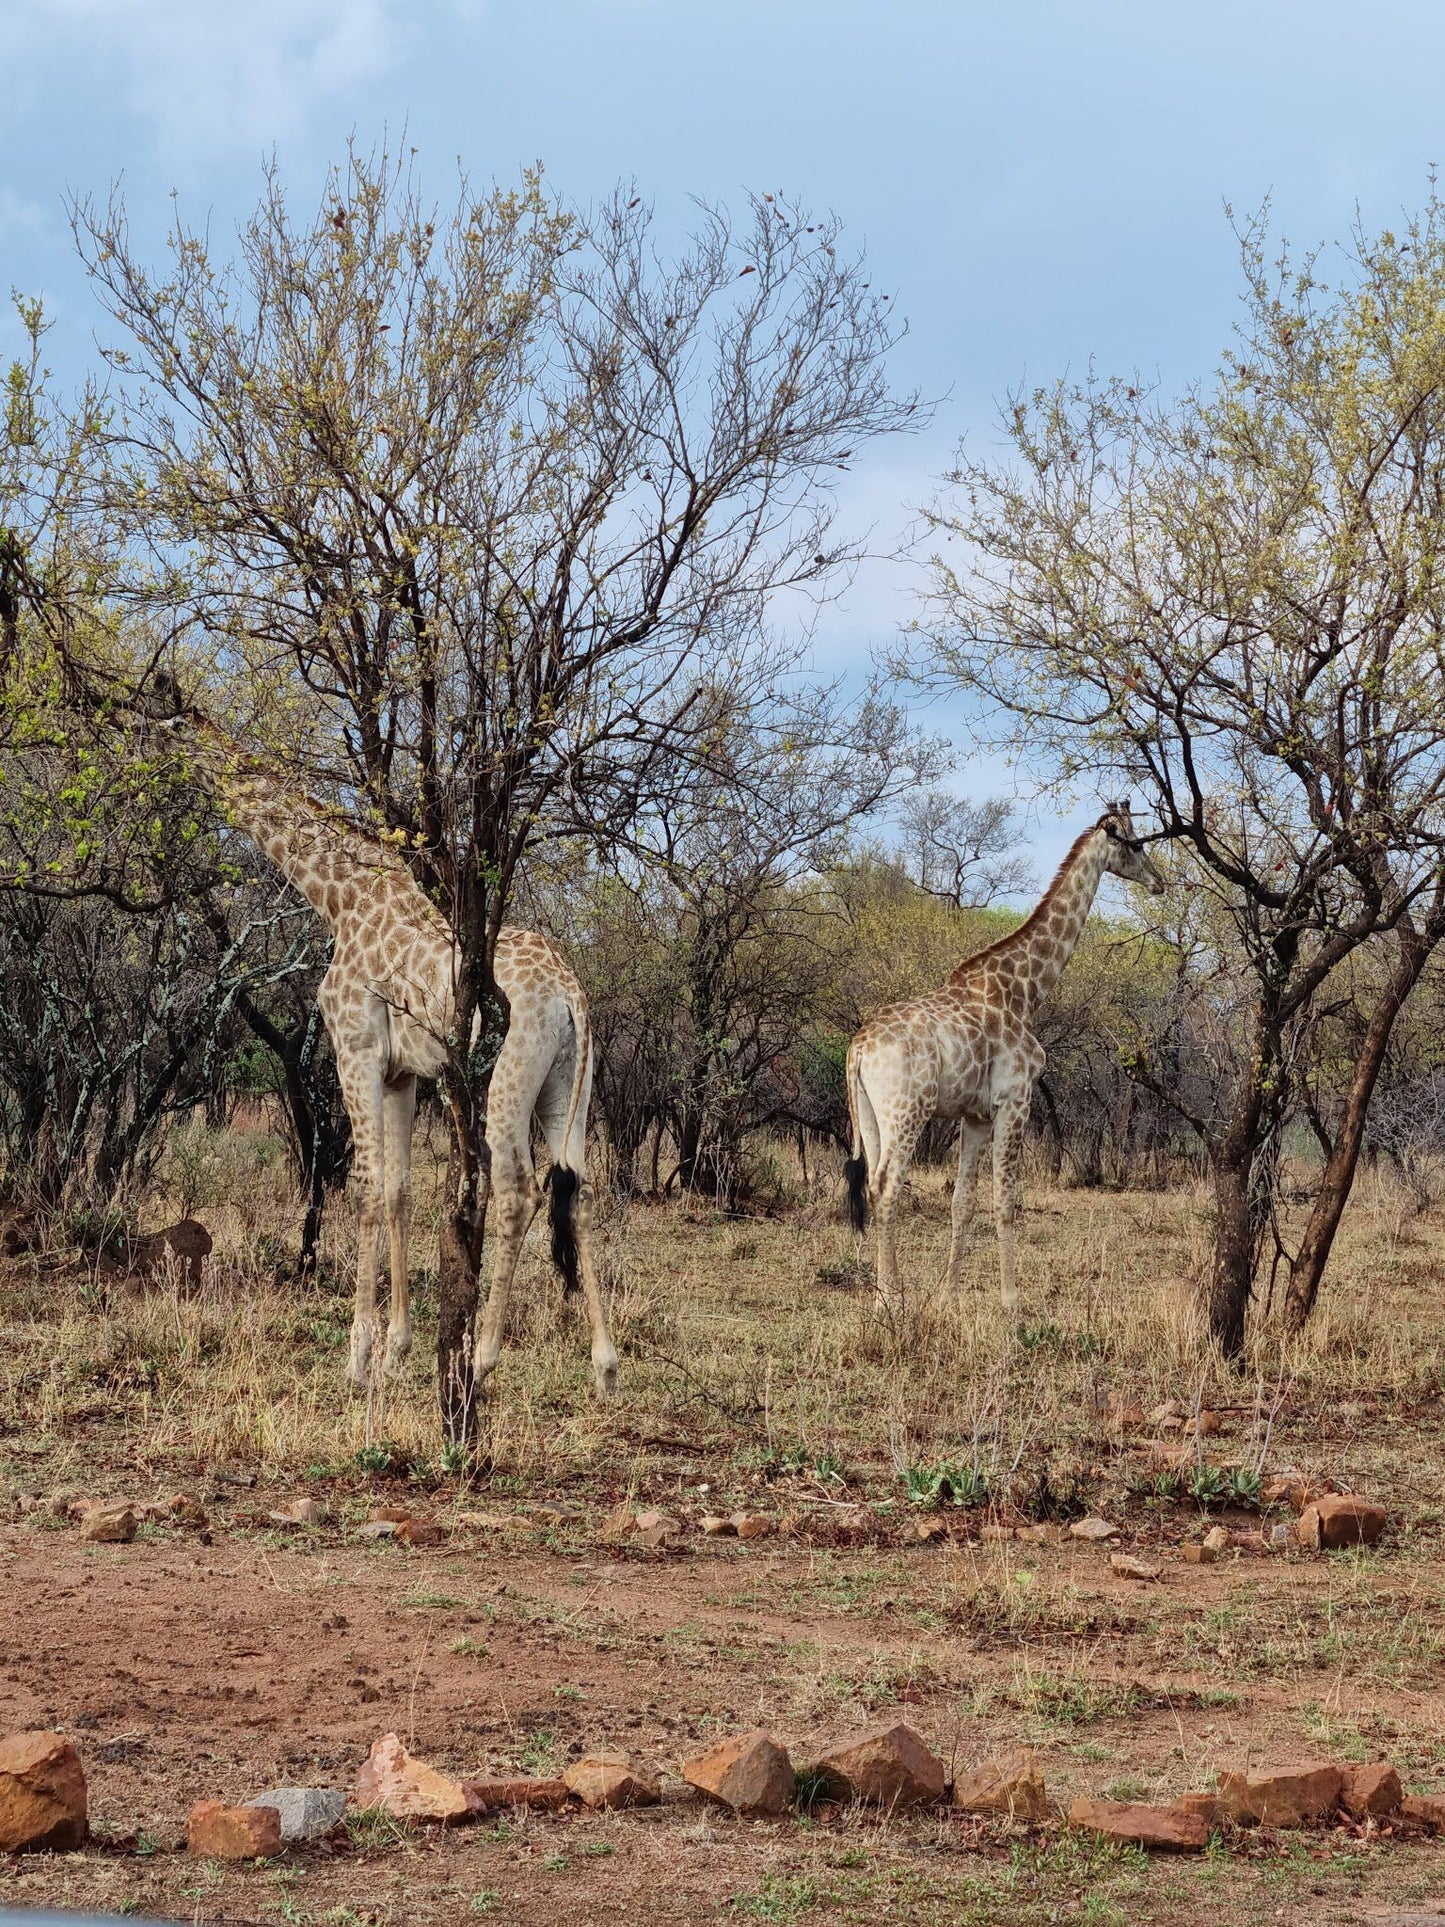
[1208,1152,1254,1362]
[1283,927,1435,1330]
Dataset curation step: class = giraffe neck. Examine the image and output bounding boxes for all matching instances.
[985,827,1109,1013]
[173,722,421,938]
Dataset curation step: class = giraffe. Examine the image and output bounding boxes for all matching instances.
[143,697,619,1400]
[844,804,1165,1313]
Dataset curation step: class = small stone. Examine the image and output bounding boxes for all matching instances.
[1110,1553,1161,1581]
[699,1515,735,1536]
[270,1498,320,1529]
[1069,1516,1120,1542]
[188,1799,282,1859]
[1217,1762,1343,1826]
[1148,1398,1186,1422]
[1158,1415,1185,1433]
[1016,1522,1060,1543]
[1106,1394,1146,1429]
[395,1517,443,1547]
[0,1732,88,1852]
[1401,1793,1445,1831]
[952,1748,1049,1821]
[1203,1525,1230,1554]
[354,1732,468,1822]
[1342,1761,1403,1819]
[731,1512,773,1540]
[1069,1795,1207,1851]
[462,1777,569,1815]
[912,1517,949,1543]
[358,1520,398,1541]
[563,1753,661,1810]
[1182,1543,1215,1565]
[247,1786,347,1843]
[682,1729,794,1816]
[1297,1494,1387,1551]
[980,1523,1015,1542]
[632,1509,681,1549]
[811,1722,946,1810]
[167,1493,208,1527]
[455,1510,514,1531]
[600,1504,636,1539]
[78,1502,136,1544]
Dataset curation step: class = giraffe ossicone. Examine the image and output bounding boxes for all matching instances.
[145,698,619,1402]
[844,805,1166,1314]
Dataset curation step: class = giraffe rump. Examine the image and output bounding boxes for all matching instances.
[844,1152,870,1233]
[546,1163,582,1295]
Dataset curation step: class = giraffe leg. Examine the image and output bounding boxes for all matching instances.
[381,1073,417,1377]
[871,1108,924,1312]
[992,1094,1029,1316]
[537,1045,618,1399]
[942,1117,990,1293]
[332,1045,387,1393]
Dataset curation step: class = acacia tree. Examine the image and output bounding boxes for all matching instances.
[913,198,1445,1358]
[893,788,1032,908]
[72,146,920,1441]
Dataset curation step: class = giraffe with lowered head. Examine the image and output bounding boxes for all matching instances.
[139,688,619,1399]
[845,803,1165,1313]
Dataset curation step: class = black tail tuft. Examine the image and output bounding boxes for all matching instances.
[546,1164,581,1295]
[844,1153,869,1234]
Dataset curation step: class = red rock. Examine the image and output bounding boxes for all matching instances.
[187,1799,281,1860]
[812,1723,945,1810]
[1069,1516,1119,1542]
[731,1512,773,1540]
[354,1733,468,1822]
[77,1501,136,1544]
[1069,1796,1207,1850]
[682,1730,794,1816]
[951,1748,1049,1821]
[1182,1543,1215,1565]
[699,1515,735,1536]
[1402,1793,1445,1831]
[395,1517,442,1547]
[1217,1762,1343,1826]
[912,1517,949,1543]
[1342,1761,1403,1819]
[563,1753,660,1810]
[1297,1494,1387,1551]
[462,1777,569,1815]
[1175,1791,1227,1826]
[167,1492,208,1527]
[0,1732,88,1852]
[1110,1553,1161,1581]
[632,1510,681,1549]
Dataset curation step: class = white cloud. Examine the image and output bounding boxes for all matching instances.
[8,0,403,162]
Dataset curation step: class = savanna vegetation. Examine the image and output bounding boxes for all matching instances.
[5,148,1445,1927]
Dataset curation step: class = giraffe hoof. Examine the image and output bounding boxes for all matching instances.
[384,1327,413,1378]
[593,1355,619,1400]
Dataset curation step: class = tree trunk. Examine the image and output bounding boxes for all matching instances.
[1283,926,1436,1330]
[436,1123,487,1450]
[1207,1152,1254,1362]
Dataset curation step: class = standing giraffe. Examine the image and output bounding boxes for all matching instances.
[143,698,619,1399]
[844,804,1165,1312]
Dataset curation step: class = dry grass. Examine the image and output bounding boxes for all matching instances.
[5,1121,1445,1498]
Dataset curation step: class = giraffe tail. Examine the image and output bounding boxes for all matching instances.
[545,987,592,1298]
[844,1049,870,1233]
[546,1165,581,1296]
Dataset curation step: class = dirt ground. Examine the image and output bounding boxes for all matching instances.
[5,1158,1445,1923]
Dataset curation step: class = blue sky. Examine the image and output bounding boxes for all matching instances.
[3,0,1443,887]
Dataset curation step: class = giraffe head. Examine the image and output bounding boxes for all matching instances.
[1098,801,1166,895]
